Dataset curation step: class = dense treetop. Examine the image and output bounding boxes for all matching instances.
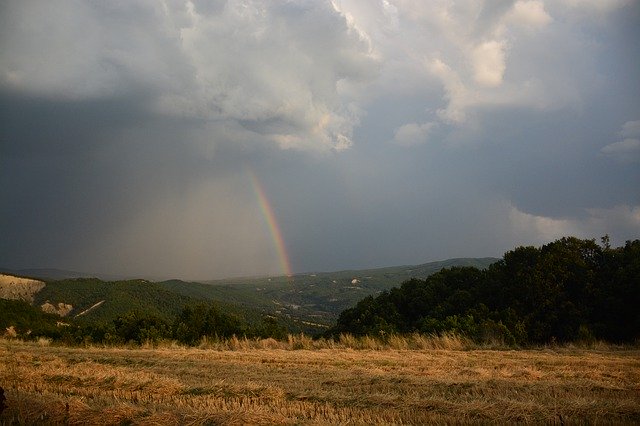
[329,237,640,344]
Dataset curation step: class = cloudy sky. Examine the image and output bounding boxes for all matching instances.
[1,0,639,280]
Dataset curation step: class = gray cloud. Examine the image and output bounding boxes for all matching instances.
[1,0,639,279]
[602,120,640,163]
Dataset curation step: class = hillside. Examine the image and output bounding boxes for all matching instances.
[32,279,207,324]
[0,299,63,336]
[0,274,45,302]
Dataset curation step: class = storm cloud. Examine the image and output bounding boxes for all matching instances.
[1,0,638,279]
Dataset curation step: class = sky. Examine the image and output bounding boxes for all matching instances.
[1,0,639,280]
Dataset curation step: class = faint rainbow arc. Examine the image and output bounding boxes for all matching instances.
[247,170,293,277]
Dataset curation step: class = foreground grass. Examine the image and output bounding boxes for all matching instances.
[1,338,639,424]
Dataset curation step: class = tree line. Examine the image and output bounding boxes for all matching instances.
[328,237,639,345]
[1,301,287,345]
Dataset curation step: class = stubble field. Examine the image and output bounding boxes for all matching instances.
[1,337,639,425]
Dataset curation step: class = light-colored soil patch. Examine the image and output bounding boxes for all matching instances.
[40,301,74,317]
[0,274,45,302]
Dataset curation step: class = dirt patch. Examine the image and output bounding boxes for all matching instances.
[41,301,74,317]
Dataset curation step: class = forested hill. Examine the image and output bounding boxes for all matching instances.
[330,237,640,344]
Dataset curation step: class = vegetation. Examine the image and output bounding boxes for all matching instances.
[2,258,497,339]
[0,299,62,339]
[5,258,498,331]
[1,338,638,424]
[190,257,498,326]
[33,279,198,324]
[330,237,640,345]
[2,236,638,347]
[39,304,286,347]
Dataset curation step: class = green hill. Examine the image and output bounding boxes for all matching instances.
[33,279,198,323]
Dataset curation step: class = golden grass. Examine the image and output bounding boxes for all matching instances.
[1,337,639,425]
[192,332,476,351]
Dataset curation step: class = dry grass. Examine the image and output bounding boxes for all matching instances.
[193,332,476,351]
[1,336,639,425]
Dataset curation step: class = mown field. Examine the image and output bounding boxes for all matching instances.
[1,337,639,425]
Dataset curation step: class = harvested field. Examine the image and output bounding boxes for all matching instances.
[1,338,639,424]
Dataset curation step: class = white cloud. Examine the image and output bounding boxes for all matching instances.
[392,122,436,146]
[507,202,640,246]
[471,40,507,87]
[507,1,553,28]
[508,203,578,243]
[602,120,640,163]
[601,138,640,162]
[621,120,640,138]
[602,138,640,154]
[363,0,556,136]
[0,0,378,152]
[584,205,640,237]
[428,58,470,124]
[0,0,630,153]
[563,0,630,13]
[162,1,379,152]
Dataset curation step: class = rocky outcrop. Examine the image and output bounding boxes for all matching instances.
[41,301,74,317]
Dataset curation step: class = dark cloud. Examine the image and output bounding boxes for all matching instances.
[1,0,638,279]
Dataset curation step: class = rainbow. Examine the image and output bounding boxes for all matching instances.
[248,170,293,277]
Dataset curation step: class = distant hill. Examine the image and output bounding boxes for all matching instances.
[2,257,498,334]
[163,257,499,329]
[0,267,124,281]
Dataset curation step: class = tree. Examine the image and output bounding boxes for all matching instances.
[173,303,245,345]
[112,311,171,344]
[328,236,640,345]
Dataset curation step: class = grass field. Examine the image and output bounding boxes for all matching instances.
[1,337,639,424]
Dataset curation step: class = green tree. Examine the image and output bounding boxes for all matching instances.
[173,303,245,345]
[112,311,171,344]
